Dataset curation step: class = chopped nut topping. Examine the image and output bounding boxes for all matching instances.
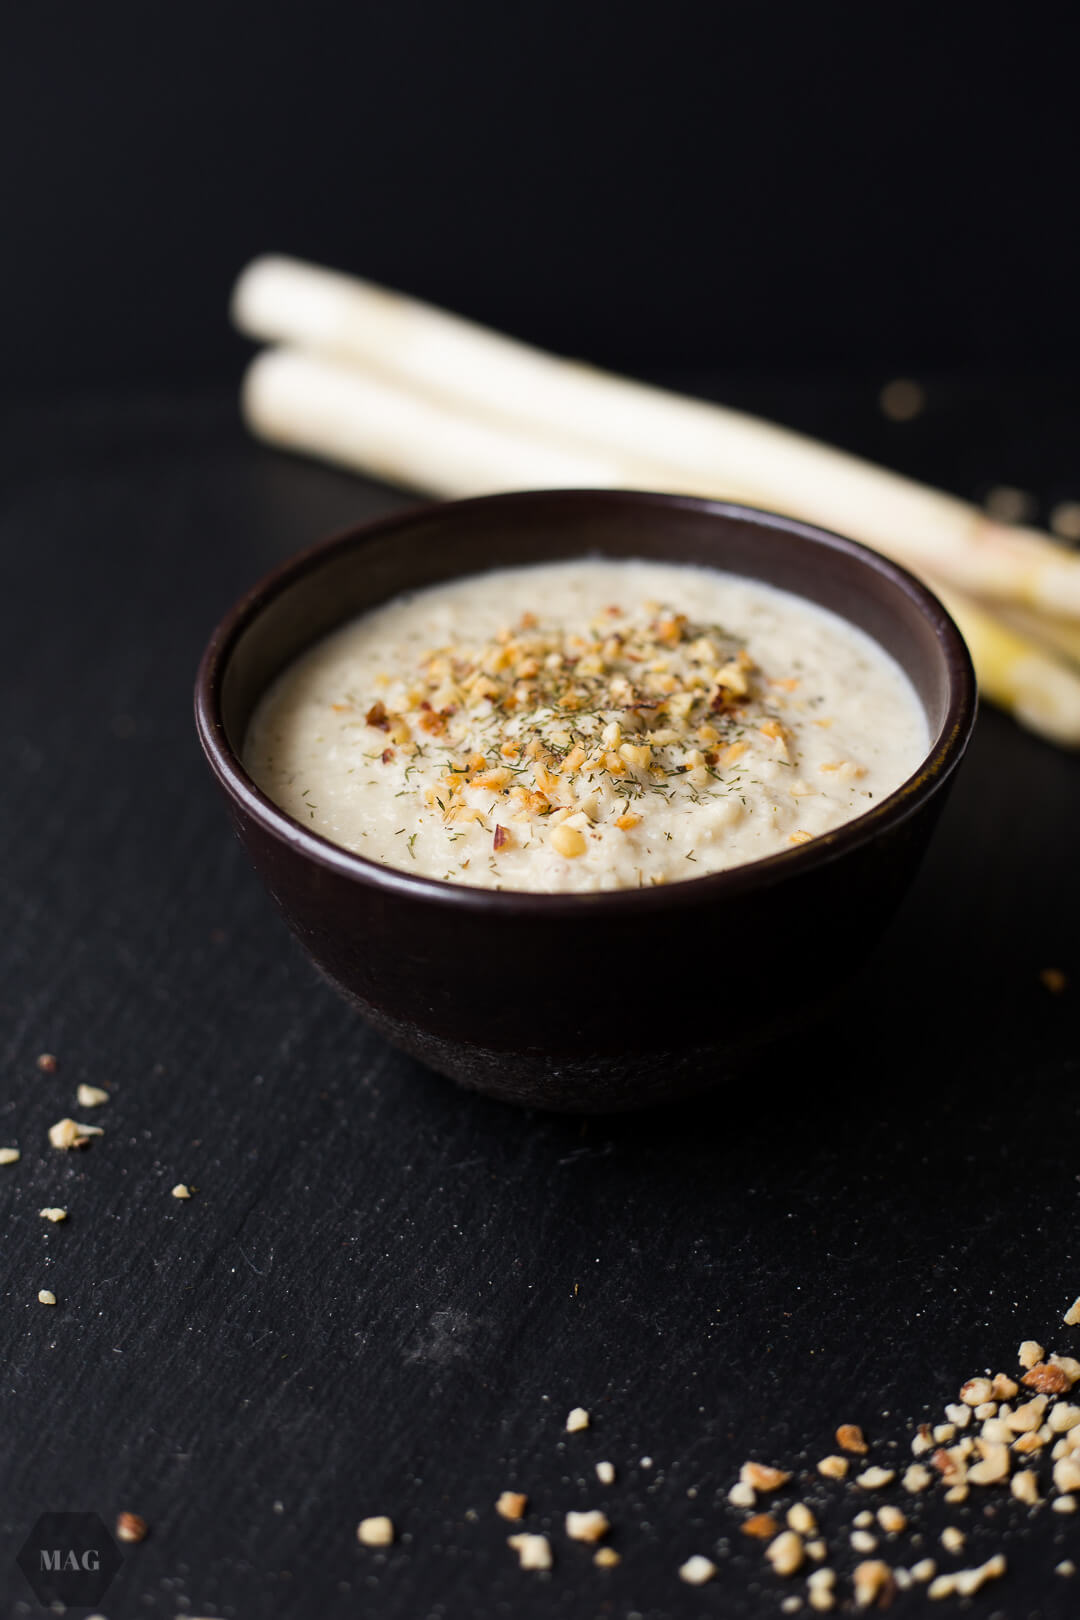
[817,1455,849,1480]
[940,1527,965,1554]
[959,1377,993,1406]
[495,1491,527,1521]
[37,1289,56,1306]
[1019,1339,1045,1368]
[565,1407,590,1433]
[593,1546,620,1568]
[0,1147,20,1165]
[850,1529,877,1553]
[765,1531,804,1577]
[76,1084,109,1107]
[877,1505,906,1533]
[36,1052,58,1072]
[1065,1298,1080,1328]
[39,1207,67,1222]
[787,1503,817,1535]
[356,1516,394,1547]
[1022,1362,1072,1395]
[967,1442,1010,1485]
[48,1117,103,1150]
[508,1532,551,1570]
[927,1554,1005,1599]
[740,1461,792,1493]
[854,1467,895,1490]
[1011,1468,1040,1503]
[116,1512,148,1544]
[902,1463,932,1493]
[836,1424,869,1454]
[171,1184,192,1200]
[853,1559,895,1608]
[595,1461,615,1485]
[678,1554,717,1584]
[565,1510,609,1543]
[741,1513,780,1539]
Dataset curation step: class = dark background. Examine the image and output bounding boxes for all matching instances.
[3,0,1078,395]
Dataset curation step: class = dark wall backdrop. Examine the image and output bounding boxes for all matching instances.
[3,0,1077,396]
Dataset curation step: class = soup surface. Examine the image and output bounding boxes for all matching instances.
[244,558,928,892]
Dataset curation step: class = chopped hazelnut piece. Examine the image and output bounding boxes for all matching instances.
[1011,1468,1039,1503]
[740,1461,792,1492]
[742,1513,779,1539]
[565,1510,609,1543]
[116,1512,148,1543]
[76,1084,109,1107]
[787,1503,816,1535]
[927,1554,1005,1599]
[565,1407,589,1433]
[508,1532,551,1570]
[902,1464,932,1493]
[940,1527,965,1554]
[836,1424,869,1454]
[967,1442,1010,1485]
[959,1377,993,1406]
[495,1491,527,1521]
[171,1184,192,1199]
[765,1531,804,1576]
[1065,1298,1080,1327]
[678,1554,717,1584]
[1051,1353,1080,1385]
[1049,1402,1080,1433]
[48,1117,103,1150]
[37,1289,56,1306]
[854,1467,895,1490]
[39,1207,67,1223]
[1055,1456,1080,1492]
[877,1506,906,1533]
[1023,1362,1072,1395]
[356,1516,394,1547]
[1019,1339,1045,1368]
[595,1460,615,1485]
[850,1530,877,1553]
[853,1560,895,1608]
[593,1546,620,1568]
[817,1455,848,1480]
[549,824,587,859]
[1053,1494,1076,1513]
[0,1147,20,1165]
[728,1480,756,1506]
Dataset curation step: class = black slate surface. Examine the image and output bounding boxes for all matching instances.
[1,382,1078,1619]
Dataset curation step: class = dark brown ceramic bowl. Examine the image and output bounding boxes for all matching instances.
[195,490,975,1112]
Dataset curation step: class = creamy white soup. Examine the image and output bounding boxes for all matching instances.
[244,558,928,893]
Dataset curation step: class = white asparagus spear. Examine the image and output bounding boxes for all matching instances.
[927,585,1080,748]
[232,255,1080,619]
[242,345,1080,748]
[241,347,762,503]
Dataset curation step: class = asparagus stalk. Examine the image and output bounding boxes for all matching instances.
[241,344,1080,748]
[232,255,1080,620]
[928,586,1080,748]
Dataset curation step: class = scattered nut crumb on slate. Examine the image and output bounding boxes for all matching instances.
[116,1512,148,1543]
[356,1515,394,1547]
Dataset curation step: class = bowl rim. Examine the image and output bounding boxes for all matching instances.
[194,489,977,916]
